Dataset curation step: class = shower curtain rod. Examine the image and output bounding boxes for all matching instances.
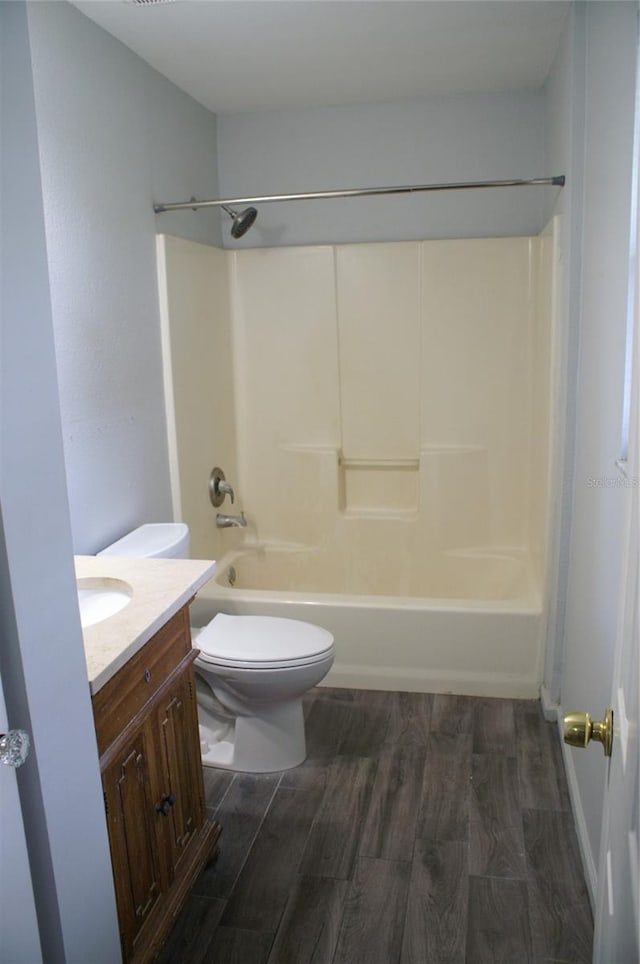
[152,175,565,214]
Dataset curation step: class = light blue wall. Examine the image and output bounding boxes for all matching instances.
[27,1,221,554]
[541,5,586,706]
[216,90,549,248]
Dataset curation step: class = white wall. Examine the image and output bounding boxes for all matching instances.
[216,91,549,249]
[1,4,120,959]
[27,1,222,554]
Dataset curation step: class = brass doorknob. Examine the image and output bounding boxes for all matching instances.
[563,708,613,757]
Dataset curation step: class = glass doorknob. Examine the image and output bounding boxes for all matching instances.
[563,709,613,756]
[0,729,30,768]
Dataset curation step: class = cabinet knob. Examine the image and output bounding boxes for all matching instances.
[155,793,176,816]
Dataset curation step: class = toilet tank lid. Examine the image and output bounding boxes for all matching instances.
[197,613,334,663]
[97,523,189,558]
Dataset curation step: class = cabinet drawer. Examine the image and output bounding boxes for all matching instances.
[93,607,191,757]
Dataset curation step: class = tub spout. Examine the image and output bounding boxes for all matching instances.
[216,511,247,528]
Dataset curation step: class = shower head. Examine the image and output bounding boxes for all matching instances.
[221,204,258,239]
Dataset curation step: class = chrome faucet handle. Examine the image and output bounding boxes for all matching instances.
[209,467,235,506]
[217,480,235,504]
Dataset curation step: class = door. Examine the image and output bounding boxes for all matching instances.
[592,167,640,963]
[0,672,42,963]
[592,489,639,959]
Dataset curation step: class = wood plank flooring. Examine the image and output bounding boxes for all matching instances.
[158,689,593,964]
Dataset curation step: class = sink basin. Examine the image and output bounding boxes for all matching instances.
[77,577,133,628]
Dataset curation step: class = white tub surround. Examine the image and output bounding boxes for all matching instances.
[74,554,216,693]
[160,227,559,700]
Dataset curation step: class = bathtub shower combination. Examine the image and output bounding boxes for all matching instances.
[159,219,560,699]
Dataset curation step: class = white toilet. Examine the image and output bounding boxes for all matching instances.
[98,523,335,772]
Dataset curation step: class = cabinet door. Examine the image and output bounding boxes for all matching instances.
[102,728,163,959]
[153,666,205,880]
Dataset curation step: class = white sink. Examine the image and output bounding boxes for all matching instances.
[77,577,133,628]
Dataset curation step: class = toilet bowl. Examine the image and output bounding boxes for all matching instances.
[193,614,334,772]
[97,524,335,773]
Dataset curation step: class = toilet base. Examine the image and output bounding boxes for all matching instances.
[197,698,307,772]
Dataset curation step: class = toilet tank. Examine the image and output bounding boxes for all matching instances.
[97,523,190,559]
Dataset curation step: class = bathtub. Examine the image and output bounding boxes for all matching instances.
[192,541,543,698]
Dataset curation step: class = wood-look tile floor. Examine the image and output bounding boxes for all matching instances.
[158,689,593,964]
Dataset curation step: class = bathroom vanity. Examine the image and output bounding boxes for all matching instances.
[76,555,219,964]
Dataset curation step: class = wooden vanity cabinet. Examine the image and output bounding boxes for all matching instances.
[93,606,220,964]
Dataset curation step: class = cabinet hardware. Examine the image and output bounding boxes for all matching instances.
[155,793,176,816]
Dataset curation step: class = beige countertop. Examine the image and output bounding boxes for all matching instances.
[75,555,217,694]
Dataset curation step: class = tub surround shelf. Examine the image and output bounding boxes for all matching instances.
[75,554,216,694]
[339,457,419,469]
[340,507,419,518]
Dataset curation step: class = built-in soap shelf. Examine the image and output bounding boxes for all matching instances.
[338,453,419,514]
[339,457,419,470]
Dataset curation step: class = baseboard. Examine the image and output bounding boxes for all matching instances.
[540,683,559,721]
[556,709,598,910]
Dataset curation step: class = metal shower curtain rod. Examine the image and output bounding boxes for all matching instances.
[153,175,565,214]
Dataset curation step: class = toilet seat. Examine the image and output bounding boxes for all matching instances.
[195,649,334,671]
[194,613,334,670]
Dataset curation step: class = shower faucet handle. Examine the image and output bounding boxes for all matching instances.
[209,467,235,506]
[217,479,235,504]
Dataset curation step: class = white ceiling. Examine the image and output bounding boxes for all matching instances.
[72,0,570,115]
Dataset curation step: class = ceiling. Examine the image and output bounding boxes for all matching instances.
[72,1,570,115]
